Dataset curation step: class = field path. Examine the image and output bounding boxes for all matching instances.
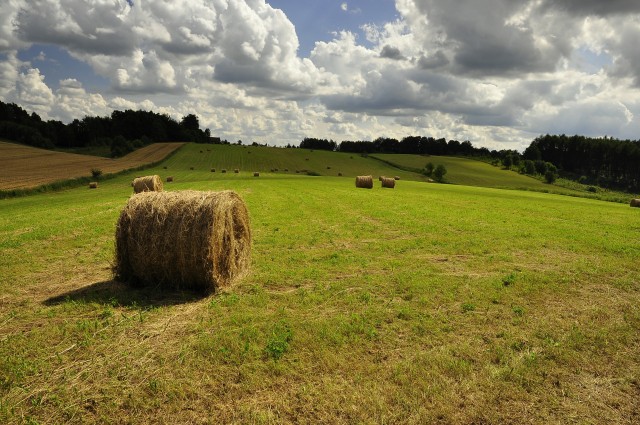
[0,141,184,189]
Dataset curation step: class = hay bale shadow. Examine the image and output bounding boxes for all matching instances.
[43,279,205,308]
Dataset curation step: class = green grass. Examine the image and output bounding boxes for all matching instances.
[371,153,548,188]
[163,144,428,182]
[1,143,639,423]
[372,153,638,202]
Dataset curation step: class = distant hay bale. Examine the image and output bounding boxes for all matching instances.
[133,175,163,193]
[234,169,240,173]
[190,167,194,170]
[355,175,373,189]
[338,172,342,176]
[274,168,279,172]
[211,168,216,172]
[284,168,289,172]
[631,199,640,208]
[254,172,260,177]
[305,158,309,161]
[295,170,300,173]
[222,169,227,173]
[381,177,396,188]
[394,176,400,180]
[166,176,173,182]
[114,190,252,292]
[89,182,98,189]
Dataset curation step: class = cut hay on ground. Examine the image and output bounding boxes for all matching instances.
[89,182,98,189]
[631,199,640,208]
[114,190,252,292]
[382,177,396,188]
[356,175,374,189]
[133,175,163,193]
[166,176,174,182]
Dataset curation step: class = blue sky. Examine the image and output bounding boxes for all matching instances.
[268,0,398,55]
[1,0,639,150]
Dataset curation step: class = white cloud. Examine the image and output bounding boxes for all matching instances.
[16,68,54,116]
[0,0,639,150]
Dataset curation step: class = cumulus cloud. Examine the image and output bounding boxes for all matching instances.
[16,68,54,116]
[1,0,640,149]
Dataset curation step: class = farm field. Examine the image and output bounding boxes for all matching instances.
[0,141,185,190]
[1,143,639,423]
[371,153,547,189]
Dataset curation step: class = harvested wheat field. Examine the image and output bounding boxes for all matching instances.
[0,141,184,190]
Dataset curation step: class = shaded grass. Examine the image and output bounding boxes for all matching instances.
[0,143,639,423]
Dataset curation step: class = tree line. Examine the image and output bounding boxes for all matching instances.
[2,101,638,190]
[523,134,640,191]
[300,136,492,156]
[0,101,216,157]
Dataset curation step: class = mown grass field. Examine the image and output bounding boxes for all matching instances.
[1,143,639,424]
[0,141,184,190]
[371,153,547,188]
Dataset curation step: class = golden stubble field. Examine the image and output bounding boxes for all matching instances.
[0,142,185,190]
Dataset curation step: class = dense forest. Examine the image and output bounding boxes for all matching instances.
[300,136,492,157]
[523,134,640,191]
[0,101,216,157]
[1,101,638,190]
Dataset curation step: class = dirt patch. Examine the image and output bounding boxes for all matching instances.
[0,142,184,190]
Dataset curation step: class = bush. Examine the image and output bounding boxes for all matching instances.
[424,162,434,176]
[523,160,536,175]
[91,168,103,179]
[544,170,557,184]
[434,164,447,182]
[587,186,597,193]
[534,160,547,175]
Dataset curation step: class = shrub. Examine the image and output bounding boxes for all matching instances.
[91,168,103,179]
[545,170,557,184]
[424,162,434,176]
[433,164,447,182]
[523,160,536,175]
[534,160,547,175]
[587,186,597,193]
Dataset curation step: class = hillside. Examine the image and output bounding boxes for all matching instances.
[0,146,638,423]
[0,141,185,190]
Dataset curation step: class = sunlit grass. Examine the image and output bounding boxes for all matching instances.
[0,143,638,423]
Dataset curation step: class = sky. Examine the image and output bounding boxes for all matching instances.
[1,0,640,151]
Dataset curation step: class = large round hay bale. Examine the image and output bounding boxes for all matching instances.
[234,169,240,173]
[355,175,373,189]
[254,172,260,177]
[631,199,640,208]
[221,169,227,173]
[211,168,216,172]
[89,182,98,189]
[133,175,163,193]
[378,176,385,181]
[394,176,400,180]
[381,177,396,188]
[114,190,252,292]
[166,176,174,182]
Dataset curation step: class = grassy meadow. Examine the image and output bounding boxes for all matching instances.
[1,143,639,424]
